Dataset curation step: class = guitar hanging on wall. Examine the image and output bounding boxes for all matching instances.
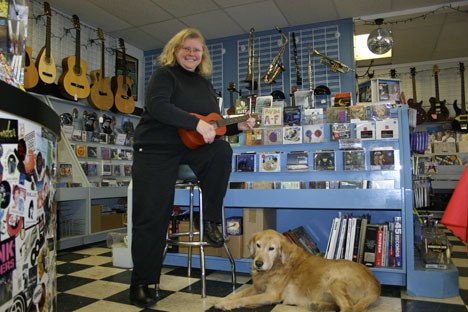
[88,28,114,110]
[58,14,90,100]
[35,1,56,85]
[407,67,426,125]
[452,63,467,132]
[426,65,449,122]
[111,38,135,114]
[23,46,39,89]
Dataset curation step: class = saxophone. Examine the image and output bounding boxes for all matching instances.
[263,26,288,85]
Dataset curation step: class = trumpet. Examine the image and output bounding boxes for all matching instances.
[263,26,288,84]
[312,49,354,73]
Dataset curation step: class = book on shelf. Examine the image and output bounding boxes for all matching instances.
[352,218,363,262]
[335,215,348,259]
[345,217,357,261]
[375,225,384,267]
[357,218,368,264]
[259,152,281,172]
[363,224,379,267]
[394,216,402,267]
[284,226,321,256]
[286,151,308,171]
[325,216,342,259]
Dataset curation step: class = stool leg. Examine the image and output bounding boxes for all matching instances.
[221,205,237,289]
[198,185,207,298]
[187,184,194,277]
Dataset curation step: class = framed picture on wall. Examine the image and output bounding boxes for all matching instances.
[115,51,138,101]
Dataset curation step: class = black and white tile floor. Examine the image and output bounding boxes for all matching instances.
[57,229,468,311]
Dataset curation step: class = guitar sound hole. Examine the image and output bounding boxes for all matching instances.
[98,91,108,96]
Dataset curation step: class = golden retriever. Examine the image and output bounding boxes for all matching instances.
[215,229,380,311]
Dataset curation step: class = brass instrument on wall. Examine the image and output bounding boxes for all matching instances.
[244,28,256,88]
[263,26,288,84]
[312,49,354,73]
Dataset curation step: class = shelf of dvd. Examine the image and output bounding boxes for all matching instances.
[169,104,458,298]
[35,94,139,249]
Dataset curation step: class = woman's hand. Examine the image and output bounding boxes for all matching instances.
[237,117,256,131]
[196,119,216,144]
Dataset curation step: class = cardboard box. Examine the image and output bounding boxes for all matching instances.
[91,204,103,233]
[178,220,222,257]
[221,235,244,259]
[242,209,276,258]
[91,204,125,232]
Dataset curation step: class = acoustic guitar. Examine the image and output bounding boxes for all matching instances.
[58,15,90,100]
[178,112,255,149]
[426,65,449,122]
[111,38,135,114]
[452,63,467,132]
[35,2,56,85]
[23,46,39,89]
[88,28,114,110]
[407,67,426,125]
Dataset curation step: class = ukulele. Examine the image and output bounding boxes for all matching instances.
[407,67,426,125]
[88,28,114,110]
[23,46,39,89]
[111,38,135,114]
[452,63,467,132]
[58,15,90,100]
[178,113,256,149]
[426,65,449,121]
[35,2,56,85]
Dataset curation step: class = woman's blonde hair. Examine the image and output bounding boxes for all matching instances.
[158,28,212,78]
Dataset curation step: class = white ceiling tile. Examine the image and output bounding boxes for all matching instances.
[109,28,165,51]
[225,0,288,33]
[153,0,218,17]
[180,11,244,40]
[140,19,189,46]
[275,0,338,25]
[214,0,265,8]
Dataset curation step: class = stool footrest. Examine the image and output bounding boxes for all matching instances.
[169,231,201,238]
[167,239,209,247]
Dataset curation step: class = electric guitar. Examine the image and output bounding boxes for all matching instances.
[407,67,426,125]
[426,65,449,122]
[88,28,114,110]
[111,38,135,114]
[35,2,57,85]
[178,113,256,149]
[23,46,39,89]
[452,63,467,132]
[58,15,90,100]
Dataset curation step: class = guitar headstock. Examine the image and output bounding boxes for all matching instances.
[228,82,236,92]
[433,65,440,75]
[118,38,126,54]
[390,69,396,78]
[72,15,80,30]
[43,1,51,16]
[410,67,416,77]
[97,28,104,42]
[291,86,297,94]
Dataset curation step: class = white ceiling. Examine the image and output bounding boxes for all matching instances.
[46,0,468,66]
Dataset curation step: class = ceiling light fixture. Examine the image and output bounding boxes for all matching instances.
[367,18,393,55]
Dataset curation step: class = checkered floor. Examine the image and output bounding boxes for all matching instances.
[57,230,468,312]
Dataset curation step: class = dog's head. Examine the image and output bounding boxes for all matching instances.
[248,229,293,271]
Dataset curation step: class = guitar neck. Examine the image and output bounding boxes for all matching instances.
[46,16,51,59]
[216,114,250,127]
[434,73,440,102]
[411,75,417,101]
[74,28,81,73]
[101,40,106,78]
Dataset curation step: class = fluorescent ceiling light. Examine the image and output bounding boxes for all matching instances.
[354,34,392,61]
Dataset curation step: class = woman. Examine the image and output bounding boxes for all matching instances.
[130,28,256,308]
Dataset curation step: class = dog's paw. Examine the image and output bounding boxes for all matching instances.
[214,300,236,311]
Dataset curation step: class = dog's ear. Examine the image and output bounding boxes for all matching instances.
[279,235,292,264]
[248,233,258,258]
